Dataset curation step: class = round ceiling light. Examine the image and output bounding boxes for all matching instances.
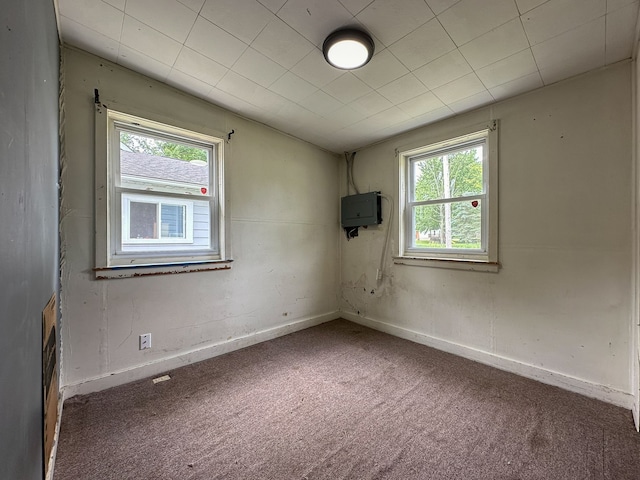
[322,28,375,70]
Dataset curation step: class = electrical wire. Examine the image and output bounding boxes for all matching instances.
[345,151,359,195]
[377,193,393,284]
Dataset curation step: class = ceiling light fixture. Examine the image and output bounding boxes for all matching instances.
[323,28,375,70]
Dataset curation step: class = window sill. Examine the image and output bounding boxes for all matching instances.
[393,256,499,273]
[94,259,233,279]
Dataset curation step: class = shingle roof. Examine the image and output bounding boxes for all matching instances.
[120,150,208,185]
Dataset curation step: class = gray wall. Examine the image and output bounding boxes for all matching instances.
[0,0,59,478]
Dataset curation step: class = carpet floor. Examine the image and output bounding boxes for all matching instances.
[54,319,640,479]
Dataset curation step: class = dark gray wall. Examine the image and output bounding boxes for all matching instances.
[1,0,59,478]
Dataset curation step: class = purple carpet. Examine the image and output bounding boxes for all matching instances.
[54,319,640,479]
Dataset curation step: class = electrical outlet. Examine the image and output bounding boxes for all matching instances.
[139,333,151,350]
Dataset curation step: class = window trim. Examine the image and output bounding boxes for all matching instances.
[94,104,229,278]
[396,120,499,271]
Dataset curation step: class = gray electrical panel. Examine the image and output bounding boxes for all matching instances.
[341,192,382,228]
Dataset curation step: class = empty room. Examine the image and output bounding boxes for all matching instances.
[4,0,640,478]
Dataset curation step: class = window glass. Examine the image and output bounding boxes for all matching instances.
[130,201,157,239]
[161,204,185,239]
[409,141,485,252]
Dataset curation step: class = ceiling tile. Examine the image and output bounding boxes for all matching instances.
[58,0,124,41]
[532,17,605,84]
[323,73,372,103]
[605,2,639,63]
[352,49,409,89]
[206,86,264,116]
[448,89,494,113]
[166,69,214,97]
[476,48,538,89]
[432,72,487,104]
[413,49,472,90]
[521,0,605,46]
[269,72,318,102]
[438,0,520,46]
[324,105,367,127]
[356,0,435,46]
[257,0,288,14]
[607,0,638,12]
[274,102,317,126]
[56,0,640,153]
[177,0,205,11]
[185,16,248,68]
[173,47,228,86]
[120,15,182,66]
[59,16,120,62]
[459,18,529,70]
[290,49,345,88]
[276,0,353,46]
[251,18,316,69]
[299,90,344,116]
[397,91,446,117]
[125,0,197,43]
[408,105,455,125]
[360,106,411,130]
[333,126,380,149]
[349,90,393,116]
[232,47,287,88]
[388,18,456,70]
[515,0,547,14]
[200,0,273,44]
[425,0,463,15]
[338,0,376,15]
[217,71,288,111]
[103,0,126,10]
[377,74,429,104]
[488,71,543,100]
[117,44,172,80]
[216,70,261,98]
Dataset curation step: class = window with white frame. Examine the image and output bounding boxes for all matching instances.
[95,106,227,277]
[398,121,498,270]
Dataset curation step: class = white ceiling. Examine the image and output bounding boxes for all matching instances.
[56,0,639,153]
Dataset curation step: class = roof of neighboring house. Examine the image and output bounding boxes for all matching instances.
[120,150,208,185]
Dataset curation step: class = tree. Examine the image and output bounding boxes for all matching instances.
[120,132,207,163]
[413,146,483,247]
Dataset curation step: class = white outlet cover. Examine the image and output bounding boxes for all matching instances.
[152,374,171,384]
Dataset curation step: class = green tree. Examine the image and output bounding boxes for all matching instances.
[120,132,207,163]
[413,146,483,247]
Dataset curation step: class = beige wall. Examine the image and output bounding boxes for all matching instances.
[61,47,340,395]
[340,61,634,407]
[61,47,636,409]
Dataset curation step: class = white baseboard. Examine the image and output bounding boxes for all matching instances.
[341,311,633,410]
[45,396,64,480]
[62,311,339,398]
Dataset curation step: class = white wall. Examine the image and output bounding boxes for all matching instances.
[340,62,634,407]
[60,47,340,395]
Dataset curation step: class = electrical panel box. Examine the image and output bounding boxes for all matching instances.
[341,192,382,228]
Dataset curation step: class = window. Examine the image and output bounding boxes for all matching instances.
[95,106,229,278]
[397,121,498,271]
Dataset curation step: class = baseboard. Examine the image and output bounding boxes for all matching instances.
[62,311,340,398]
[44,396,64,480]
[341,311,633,410]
